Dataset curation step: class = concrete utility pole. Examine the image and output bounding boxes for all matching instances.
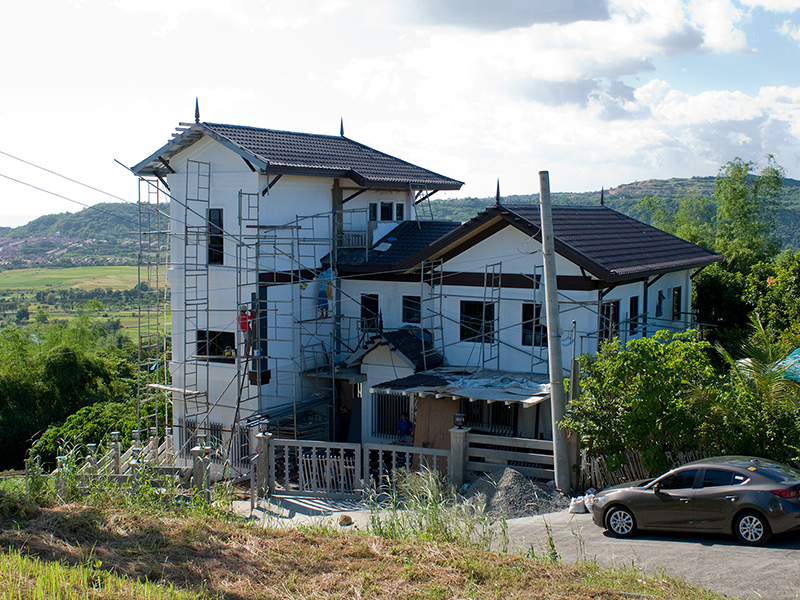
[539,171,571,496]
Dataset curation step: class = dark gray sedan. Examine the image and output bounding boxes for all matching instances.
[591,456,800,545]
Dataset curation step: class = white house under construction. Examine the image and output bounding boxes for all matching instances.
[131,117,723,478]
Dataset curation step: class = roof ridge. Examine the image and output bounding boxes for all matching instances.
[204,122,346,141]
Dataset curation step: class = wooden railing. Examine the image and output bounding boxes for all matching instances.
[464,433,554,482]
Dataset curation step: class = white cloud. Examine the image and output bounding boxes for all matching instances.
[688,0,749,52]
[739,0,800,11]
[778,19,800,41]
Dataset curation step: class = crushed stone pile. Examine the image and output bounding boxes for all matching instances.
[462,468,569,520]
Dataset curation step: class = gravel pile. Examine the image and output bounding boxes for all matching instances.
[462,468,569,519]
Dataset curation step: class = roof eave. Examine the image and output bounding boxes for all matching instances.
[132,123,270,177]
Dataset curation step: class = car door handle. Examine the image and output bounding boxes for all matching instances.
[725,495,737,502]
[679,497,691,503]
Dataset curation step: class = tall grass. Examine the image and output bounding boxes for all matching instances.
[0,441,240,524]
[0,547,213,599]
[365,467,508,552]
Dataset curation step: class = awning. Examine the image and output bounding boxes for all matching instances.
[372,373,551,407]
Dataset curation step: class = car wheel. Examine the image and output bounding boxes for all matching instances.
[605,505,637,538]
[733,510,772,546]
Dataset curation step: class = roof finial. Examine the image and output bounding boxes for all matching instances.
[496,179,501,205]
[340,118,344,137]
[195,97,200,124]
[600,186,604,206]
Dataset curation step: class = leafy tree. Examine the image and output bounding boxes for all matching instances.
[697,315,800,461]
[562,330,716,474]
[714,156,784,271]
[30,400,138,468]
[744,251,800,342]
[692,265,751,354]
[0,318,137,470]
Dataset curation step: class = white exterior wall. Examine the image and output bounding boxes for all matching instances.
[163,136,423,447]
[337,227,698,379]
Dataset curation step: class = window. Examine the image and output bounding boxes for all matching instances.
[196,330,235,363]
[702,469,736,488]
[380,202,393,221]
[208,209,224,265]
[361,294,380,333]
[372,390,409,439]
[368,203,377,222]
[657,469,698,490]
[460,300,495,342]
[655,290,665,317]
[402,295,421,323]
[459,398,517,436]
[395,203,405,221]
[672,286,682,320]
[599,300,620,342]
[629,296,639,335]
[522,302,547,347]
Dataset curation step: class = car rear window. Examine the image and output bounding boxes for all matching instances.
[754,463,800,484]
[702,469,735,487]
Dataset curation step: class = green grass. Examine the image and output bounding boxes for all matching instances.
[0,266,140,292]
[0,547,213,599]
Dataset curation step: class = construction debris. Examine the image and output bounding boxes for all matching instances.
[462,468,568,520]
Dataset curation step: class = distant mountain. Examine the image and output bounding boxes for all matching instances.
[426,176,800,252]
[0,202,170,270]
[0,202,170,240]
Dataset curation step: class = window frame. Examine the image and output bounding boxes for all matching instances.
[629,295,639,335]
[361,293,380,334]
[196,330,235,364]
[672,286,682,321]
[208,208,224,265]
[599,299,620,342]
[521,302,547,347]
[402,295,421,324]
[460,300,495,343]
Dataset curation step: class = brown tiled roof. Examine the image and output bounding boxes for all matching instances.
[500,205,723,281]
[336,204,722,283]
[133,122,463,190]
[333,221,460,272]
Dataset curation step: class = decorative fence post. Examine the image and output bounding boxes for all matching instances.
[449,426,470,490]
[255,430,272,501]
[130,447,141,490]
[86,443,97,476]
[150,427,158,463]
[191,434,210,501]
[166,427,174,465]
[111,431,121,475]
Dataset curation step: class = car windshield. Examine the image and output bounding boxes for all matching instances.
[755,463,800,484]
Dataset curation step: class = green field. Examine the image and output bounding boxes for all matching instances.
[0,266,140,292]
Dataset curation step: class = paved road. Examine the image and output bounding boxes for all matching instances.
[505,511,800,600]
[240,499,800,600]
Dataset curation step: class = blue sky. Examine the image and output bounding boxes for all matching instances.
[2,0,800,227]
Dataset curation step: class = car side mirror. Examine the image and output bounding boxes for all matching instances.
[653,483,662,494]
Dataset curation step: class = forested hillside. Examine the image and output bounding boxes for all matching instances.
[0,202,170,240]
[427,176,800,251]
[0,202,170,269]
